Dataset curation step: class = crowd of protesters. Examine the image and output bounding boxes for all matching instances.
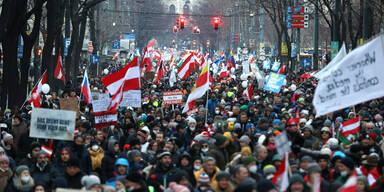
[0,58,384,192]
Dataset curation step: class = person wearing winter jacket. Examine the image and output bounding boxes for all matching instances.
[0,155,12,192]
[105,158,130,188]
[5,165,35,192]
[64,158,84,189]
[29,151,58,189]
[101,138,122,182]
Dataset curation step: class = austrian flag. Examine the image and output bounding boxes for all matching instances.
[342,117,360,136]
[242,85,253,101]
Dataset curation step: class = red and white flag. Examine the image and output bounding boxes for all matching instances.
[154,50,162,61]
[54,52,65,83]
[177,53,195,80]
[341,116,360,136]
[74,128,79,136]
[278,64,286,74]
[182,55,210,113]
[356,166,380,189]
[112,52,119,60]
[141,40,156,72]
[30,71,47,97]
[339,171,357,192]
[154,61,164,84]
[102,57,140,110]
[219,60,230,79]
[272,152,289,192]
[41,145,53,159]
[242,84,253,101]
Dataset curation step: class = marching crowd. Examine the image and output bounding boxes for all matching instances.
[0,61,384,192]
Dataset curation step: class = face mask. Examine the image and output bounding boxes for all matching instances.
[20,175,30,183]
[127,186,135,192]
[0,167,8,172]
[194,165,201,170]
[266,174,274,180]
[153,130,160,135]
[163,123,168,127]
[189,126,195,131]
[249,165,257,174]
[215,110,220,114]
[156,117,160,120]
[340,171,348,177]
[35,190,44,192]
[201,148,209,153]
[92,145,99,151]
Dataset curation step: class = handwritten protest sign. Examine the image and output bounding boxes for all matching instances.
[94,110,118,129]
[242,60,250,74]
[60,97,79,115]
[120,90,141,108]
[264,72,286,93]
[163,91,183,105]
[92,93,111,112]
[313,36,384,116]
[30,108,76,141]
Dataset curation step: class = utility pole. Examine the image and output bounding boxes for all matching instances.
[362,0,372,40]
[332,0,340,42]
[313,0,319,70]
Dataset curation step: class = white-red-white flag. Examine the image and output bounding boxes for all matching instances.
[339,171,357,192]
[141,40,156,72]
[177,53,195,80]
[272,152,289,192]
[54,52,65,83]
[242,84,253,101]
[102,57,140,110]
[342,116,360,136]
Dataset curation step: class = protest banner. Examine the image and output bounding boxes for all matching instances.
[262,59,271,70]
[313,43,346,79]
[242,60,250,74]
[313,35,384,116]
[120,90,142,108]
[271,61,281,72]
[94,109,118,129]
[275,131,291,156]
[264,72,286,93]
[163,90,183,105]
[92,93,111,112]
[60,97,79,115]
[30,108,76,141]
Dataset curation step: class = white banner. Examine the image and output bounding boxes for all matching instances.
[313,36,384,116]
[314,43,347,79]
[30,108,76,141]
[92,93,111,112]
[120,90,141,108]
[95,113,118,124]
[242,60,250,74]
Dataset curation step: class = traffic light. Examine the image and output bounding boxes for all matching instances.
[193,26,200,34]
[234,33,239,43]
[179,17,185,29]
[212,17,221,30]
[173,25,178,33]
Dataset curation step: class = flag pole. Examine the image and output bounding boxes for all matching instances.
[20,71,46,109]
[205,90,209,124]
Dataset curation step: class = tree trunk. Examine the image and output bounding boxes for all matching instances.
[72,13,88,88]
[42,0,58,87]
[19,0,43,106]
[0,0,27,109]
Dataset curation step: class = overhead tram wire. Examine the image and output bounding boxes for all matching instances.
[103,9,262,18]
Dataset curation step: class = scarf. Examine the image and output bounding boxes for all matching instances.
[89,148,104,170]
[12,177,34,192]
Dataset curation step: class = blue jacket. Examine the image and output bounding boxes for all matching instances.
[105,158,130,188]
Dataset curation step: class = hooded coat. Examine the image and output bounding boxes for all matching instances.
[105,158,130,188]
